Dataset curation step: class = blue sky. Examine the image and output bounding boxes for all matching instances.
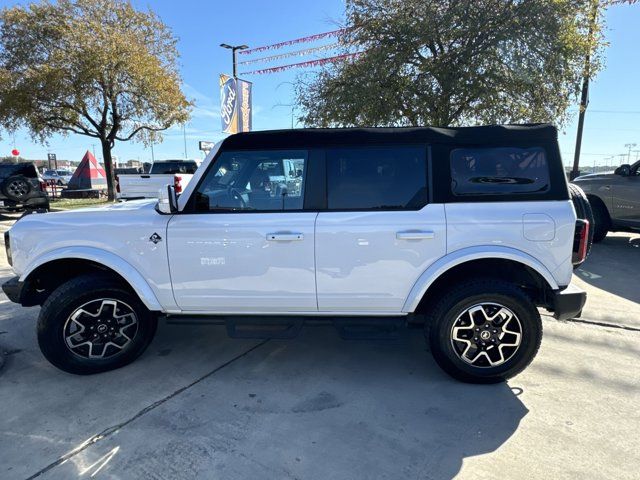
[0,0,638,169]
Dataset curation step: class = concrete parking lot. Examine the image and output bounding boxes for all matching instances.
[0,213,638,480]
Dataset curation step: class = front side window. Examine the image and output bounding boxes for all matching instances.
[451,147,550,195]
[326,146,427,210]
[194,150,307,212]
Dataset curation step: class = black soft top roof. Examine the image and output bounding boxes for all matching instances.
[221,123,558,150]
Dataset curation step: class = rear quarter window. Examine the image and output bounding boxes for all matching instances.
[451,147,550,196]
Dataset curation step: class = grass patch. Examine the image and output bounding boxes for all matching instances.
[49,198,112,211]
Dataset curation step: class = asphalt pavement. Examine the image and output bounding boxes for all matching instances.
[0,213,638,480]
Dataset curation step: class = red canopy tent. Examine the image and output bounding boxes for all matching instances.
[67,151,107,191]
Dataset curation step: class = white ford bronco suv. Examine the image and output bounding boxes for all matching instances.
[2,124,589,383]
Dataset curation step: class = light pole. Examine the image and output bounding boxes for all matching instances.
[624,143,637,163]
[220,43,249,78]
[183,124,188,159]
[275,82,297,129]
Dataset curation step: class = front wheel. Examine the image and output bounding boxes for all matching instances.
[426,279,542,384]
[37,274,158,375]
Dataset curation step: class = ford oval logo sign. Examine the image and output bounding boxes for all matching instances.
[220,74,238,134]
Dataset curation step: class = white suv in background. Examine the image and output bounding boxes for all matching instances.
[3,124,588,383]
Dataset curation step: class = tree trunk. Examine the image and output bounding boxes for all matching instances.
[101,141,116,201]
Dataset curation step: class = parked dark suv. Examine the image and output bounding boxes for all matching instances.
[0,163,49,212]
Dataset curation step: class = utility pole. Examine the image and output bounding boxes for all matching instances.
[220,43,249,79]
[603,156,613,170]
[624,143,636,163]
[150,143,155,162]
[571,0,600,180]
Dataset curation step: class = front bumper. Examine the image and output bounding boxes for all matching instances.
[2,276,24,304]
[549,284,586,320]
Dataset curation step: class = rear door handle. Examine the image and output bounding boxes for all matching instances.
[396,230,435,240]
[267,232,304,241]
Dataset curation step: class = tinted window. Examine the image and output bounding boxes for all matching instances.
[451,147,550,195]
[0,163,38,178]
[151,161,198,174]
[326,146,427,210]
[194,150,307,212]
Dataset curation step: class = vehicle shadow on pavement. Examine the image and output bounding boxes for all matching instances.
[576,234,640,304]
[36,324,529,480]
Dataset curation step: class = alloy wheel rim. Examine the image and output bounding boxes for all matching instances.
[8,180,28,197]
[63,298,138,359]
[450,302,522,368]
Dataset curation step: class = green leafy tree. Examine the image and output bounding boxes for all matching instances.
[296,0,605,128]
[0,0,191,200]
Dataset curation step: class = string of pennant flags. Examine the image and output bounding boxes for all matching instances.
[240,52,364,76]
[239,28,349,55]
[238,42,341,66]
[238,28,362,76]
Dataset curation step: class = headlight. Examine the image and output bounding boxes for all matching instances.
[4,231,12,266]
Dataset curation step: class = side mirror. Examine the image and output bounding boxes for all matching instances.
[615,164,631,176]
[157,185,178,214]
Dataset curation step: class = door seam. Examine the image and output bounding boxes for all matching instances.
[313,211,320,311]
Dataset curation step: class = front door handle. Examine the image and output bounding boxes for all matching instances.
[396,230,435,240]
[267,232,304,241]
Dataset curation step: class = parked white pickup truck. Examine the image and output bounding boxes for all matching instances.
[117,160,198,199]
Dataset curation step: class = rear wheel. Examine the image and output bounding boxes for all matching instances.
[426,279,542,384]
[37,273,157,375]
[1,175,32,201]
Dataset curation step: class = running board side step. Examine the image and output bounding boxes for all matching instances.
[164,315,407,340]
[165,315,304,339]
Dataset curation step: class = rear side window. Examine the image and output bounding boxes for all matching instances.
[326,146,427,210]
[0,163,38,179]
[451,147,549,196]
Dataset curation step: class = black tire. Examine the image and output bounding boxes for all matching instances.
[569,183,594,263]
[1,175,32,201]
[37,273,157,375]
[589,197,611,243]
[426,279,542,384]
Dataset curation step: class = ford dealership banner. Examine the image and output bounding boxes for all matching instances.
[220,74,252,134]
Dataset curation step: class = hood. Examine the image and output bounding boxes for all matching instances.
[12,199,162,229]
[56,198,158,214]
[573,171,615,181]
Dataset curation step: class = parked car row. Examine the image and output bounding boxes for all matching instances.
[42,169,73,186]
